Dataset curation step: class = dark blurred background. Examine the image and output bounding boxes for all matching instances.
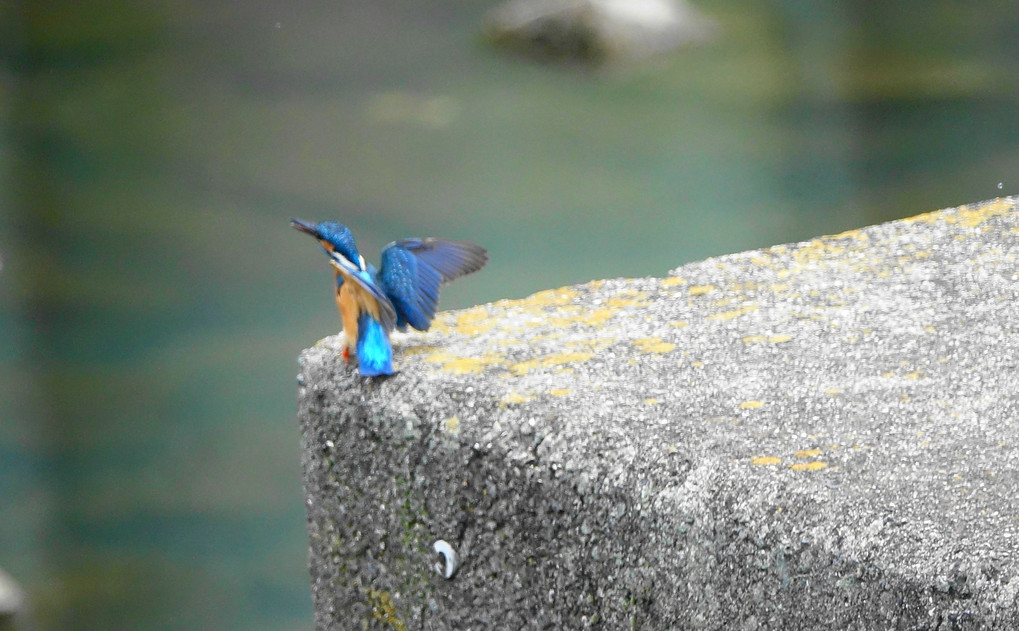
[1,1,1017,629]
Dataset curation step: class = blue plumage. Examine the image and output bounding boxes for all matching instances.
[355,311,394,377]
[311,221,360,265]
[292,218,488,376]
[379,238,487,331]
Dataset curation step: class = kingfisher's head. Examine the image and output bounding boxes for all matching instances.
[290,218,362,269]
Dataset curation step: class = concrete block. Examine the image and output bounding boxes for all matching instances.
[298,197,1019,630]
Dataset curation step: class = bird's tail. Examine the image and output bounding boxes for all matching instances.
[356,312,394,376]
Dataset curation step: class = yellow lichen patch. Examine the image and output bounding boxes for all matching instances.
[401,344,439,356]
[489,297,539,314]
[614,289,650,299]
[708,305,759,321]
[902,211,939,224]
[904,199,1012,229]
[739,400,764,409]
[742,335,767,344]
[632,337,676,354]
[905,371,925,379]
[442,357,500,375]
[691,361,704,368]
[768,334,792,343]
[579,308,616,327]
[953,198,1012,228]
[826,228,869,242]
[546,307,616,329]
[790,461,828,472]
[365,588,406,631]
[824,387,842,395]
[509,352,594,376]
[549,388,572,397]
[443,416,460,434]
[509,289,574,307]
[452,307,495,335]
[669,320,689,328]
[527,287,581,306]
[786,234,873,272]
[606,297,650,308]
[500,391,532,405]
[644,398,660,405]
[795,449,822,459]
[750,256,772,267]
[424,351,458,364]
[751,456,782,466]
[689,285,715,296]
[543,315,575,329]
[425,352,502,375]
[661,277,686,287]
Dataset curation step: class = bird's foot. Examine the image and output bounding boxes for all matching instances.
[342,346,350,363]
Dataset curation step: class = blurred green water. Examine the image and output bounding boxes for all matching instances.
[1,1,1018,629]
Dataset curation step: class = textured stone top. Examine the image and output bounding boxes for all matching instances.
[298,197,1019,629]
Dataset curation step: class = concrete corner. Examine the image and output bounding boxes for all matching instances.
[298,197,1019,629]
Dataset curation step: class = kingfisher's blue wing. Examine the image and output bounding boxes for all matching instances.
[378,238,488,331]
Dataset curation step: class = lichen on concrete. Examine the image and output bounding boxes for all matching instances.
[298,197,1019,629]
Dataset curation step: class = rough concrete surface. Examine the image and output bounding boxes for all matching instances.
[297,197,1019,630]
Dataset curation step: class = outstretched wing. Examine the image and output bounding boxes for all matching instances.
[378,238,488,331]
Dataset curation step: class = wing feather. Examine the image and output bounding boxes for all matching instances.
[379,238,487,331]
[326,249,398,332]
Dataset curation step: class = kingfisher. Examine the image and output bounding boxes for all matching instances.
[291,218,488,376]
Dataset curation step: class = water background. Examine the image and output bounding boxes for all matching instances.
[2,1,1018,628]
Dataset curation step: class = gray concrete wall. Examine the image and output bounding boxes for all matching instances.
[297,197,1019,630]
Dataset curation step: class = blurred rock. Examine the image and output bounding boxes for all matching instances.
[0,569,25,631]
[483,0,716,64]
